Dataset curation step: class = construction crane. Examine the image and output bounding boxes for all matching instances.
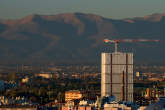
[104,38,160,52]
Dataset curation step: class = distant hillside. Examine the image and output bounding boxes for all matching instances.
[0,13,164,64]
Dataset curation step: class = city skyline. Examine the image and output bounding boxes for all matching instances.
[0,0,164,109]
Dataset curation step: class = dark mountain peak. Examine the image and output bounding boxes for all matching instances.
[74,12,104,22]
[143,13,165,21]
[22,14,40,21]
[36,13,82,25]
[2,13,105,26]
[17,14,44,25]
[133,13,165,22]
[123,19,135,23]
[38,12,104,23]
[0,12,164,64]
[2,14,41,26]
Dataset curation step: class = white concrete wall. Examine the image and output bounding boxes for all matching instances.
[101,52,133,102]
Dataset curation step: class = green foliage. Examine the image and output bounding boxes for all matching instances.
[57,92,64,102]
[7,72,18,81]
[2,72,101,104]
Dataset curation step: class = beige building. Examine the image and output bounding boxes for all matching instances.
[138,106,147,110]
[36,73,52,79]
[0,107,36,110]
[104,103,132,110]
[21,77,29,83]
[65,90,82,102]
[62,106,93,110]
[101,52,133,102]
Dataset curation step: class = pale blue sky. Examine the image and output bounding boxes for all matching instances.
[0,0,165,19]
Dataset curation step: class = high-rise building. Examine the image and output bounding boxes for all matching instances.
[101,52,133,102]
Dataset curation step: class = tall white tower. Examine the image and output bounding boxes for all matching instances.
[101,38,160,102]
[101,52,133,102]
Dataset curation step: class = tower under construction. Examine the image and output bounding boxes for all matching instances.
[101,52,133,102]
[101,38,160,102]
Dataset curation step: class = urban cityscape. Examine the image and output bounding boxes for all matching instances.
[0,0,165,110]
[0,39,164,109]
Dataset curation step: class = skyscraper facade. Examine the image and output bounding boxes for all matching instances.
[101,52,133,102]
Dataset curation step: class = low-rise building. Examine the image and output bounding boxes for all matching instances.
[138,106,147,110]
[65,90,82,102]
[0,96,32,106]
[62,106,95,110]
[104,102,132,110]
[0,107,37,110]
[35,73,52,79]
[21,77,29,83]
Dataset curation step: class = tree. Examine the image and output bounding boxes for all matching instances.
[9,89,17,98]
[30,96,37,102]
[7,72,18,81]
[57,92,64,102]
[39,87,47,96]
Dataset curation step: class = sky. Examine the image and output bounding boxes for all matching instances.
[0,0,165,20]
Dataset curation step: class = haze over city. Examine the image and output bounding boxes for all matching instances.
[0,0,165,110]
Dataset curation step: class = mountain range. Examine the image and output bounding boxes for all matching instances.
[0,13,164,65]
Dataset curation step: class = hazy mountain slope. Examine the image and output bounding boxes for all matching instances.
[0,13,164,64]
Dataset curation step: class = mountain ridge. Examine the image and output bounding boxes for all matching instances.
[0,12,164,64]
